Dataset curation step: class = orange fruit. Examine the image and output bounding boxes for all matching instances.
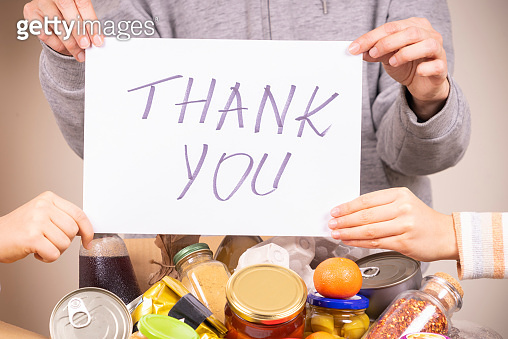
[313,257,362,299]
[305,331,336,339]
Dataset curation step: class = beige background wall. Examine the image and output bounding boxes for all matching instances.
[1,0,507,337]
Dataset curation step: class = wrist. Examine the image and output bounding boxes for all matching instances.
[407,78,450,121]
[439,213,459,261]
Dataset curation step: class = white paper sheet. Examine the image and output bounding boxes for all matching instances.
[84,38,362,236]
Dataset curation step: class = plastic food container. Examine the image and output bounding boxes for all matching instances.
[304,292,369,339]
[131,314,200,339]
[225,264,307,339]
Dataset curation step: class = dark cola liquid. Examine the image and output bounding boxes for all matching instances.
[79,255,142,304]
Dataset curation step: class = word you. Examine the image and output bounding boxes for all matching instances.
[127,75,340,201]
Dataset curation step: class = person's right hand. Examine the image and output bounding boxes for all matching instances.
[0,191,94,263]
[23,0,103,62]
[328,187,458,262]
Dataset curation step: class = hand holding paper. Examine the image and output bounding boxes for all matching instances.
[328,187,458,262]
[349,17,449,120]
[0,191,93,263]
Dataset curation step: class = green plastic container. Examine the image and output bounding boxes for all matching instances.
[138,314,200,339]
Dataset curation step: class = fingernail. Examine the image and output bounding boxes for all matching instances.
[331,207,340,217]
[328,219,338,228]
[331,230,341,239]
[389,56,398,66]
[369,47,379,58]
[93,34,103,47]
[79,36,90,49]
[77,51,85,62]
[348,42,360,54]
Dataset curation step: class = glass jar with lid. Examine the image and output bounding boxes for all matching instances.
[174,243,231,323]
[304,292,370,339]
[224,264,307,339]
[363,272,464,339]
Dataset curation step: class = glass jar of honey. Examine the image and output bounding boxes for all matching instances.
[224,264,307,339]
[305,292,370,339]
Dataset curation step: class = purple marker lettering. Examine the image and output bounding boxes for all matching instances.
[176,78,216,123]
[128,75,183,119]
[213,153,253,201]
[255,85,295,134]
[295,86,338,137]
[177,144,208,200]
[251,152,292,196]
[216,82,247,130]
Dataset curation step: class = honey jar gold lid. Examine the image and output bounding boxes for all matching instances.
[226,264,307,325]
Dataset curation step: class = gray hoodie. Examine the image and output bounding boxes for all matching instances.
[39,0,470,207]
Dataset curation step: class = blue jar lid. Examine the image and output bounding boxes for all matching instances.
[307,292,369,310]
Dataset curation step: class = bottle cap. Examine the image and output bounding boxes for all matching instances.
[173,243,211,265]
[307,292,369,310]
[138,314,199,339]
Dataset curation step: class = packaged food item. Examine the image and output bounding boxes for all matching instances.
[50,287,132,339]
[214,235,263,274]
[79,233,142,305]
[132,276,227,339]
[225,264,307,339]
[174,243,231,323]
[355,251,422,319]
[304,292,369,339]
[363,272,463,339]
[131,314,199,339]
[400,334,451,339]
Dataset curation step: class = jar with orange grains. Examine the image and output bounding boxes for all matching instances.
[224,264,307,339]
[363,272,463,339]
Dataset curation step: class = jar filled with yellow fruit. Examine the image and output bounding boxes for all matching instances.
[304,292,370,339]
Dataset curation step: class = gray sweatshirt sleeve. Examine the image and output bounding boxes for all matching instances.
[38,0,162,159]
[374,0,471,176]
[39,44,85,158]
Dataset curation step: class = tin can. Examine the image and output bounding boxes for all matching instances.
[225,264,307,339]
[356,251,422,319]
[50,287,133,339]
[400,333,451,339]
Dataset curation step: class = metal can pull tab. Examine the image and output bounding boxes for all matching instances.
[360,266,380,278]
[68,297,91,328]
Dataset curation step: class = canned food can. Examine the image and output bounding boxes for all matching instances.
[400,334,451,339]
[356,251,422,319]
[50,287,133,339]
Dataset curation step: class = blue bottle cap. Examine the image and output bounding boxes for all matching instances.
[307,291,369,310]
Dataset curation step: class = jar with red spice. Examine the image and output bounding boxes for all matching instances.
[363,272,463,339]
[224,264,307,339]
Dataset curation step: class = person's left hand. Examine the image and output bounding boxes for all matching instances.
[328,187,458,262]
[349,17,449,120]
[0,191,93,263]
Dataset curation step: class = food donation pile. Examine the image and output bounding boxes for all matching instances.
[49,236,463,339]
